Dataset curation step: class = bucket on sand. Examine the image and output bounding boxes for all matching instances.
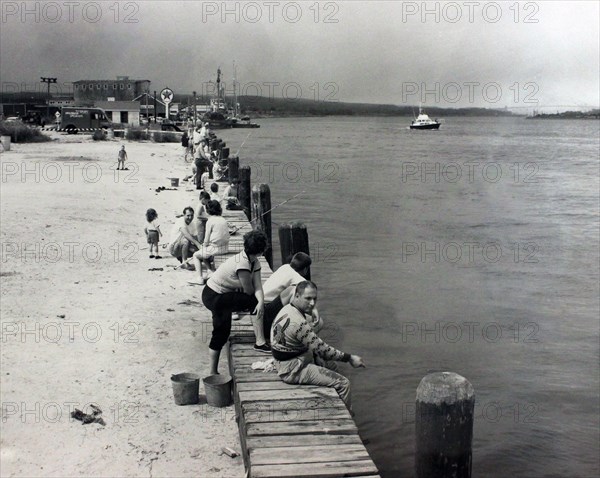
[169,177,179,187]
[0,136,11,151]
[203,375,232,407]
[171,373,200,405]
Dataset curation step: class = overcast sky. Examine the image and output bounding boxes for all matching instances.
[1,1,598,110]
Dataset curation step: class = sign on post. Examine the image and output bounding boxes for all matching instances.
[160,87,174,122]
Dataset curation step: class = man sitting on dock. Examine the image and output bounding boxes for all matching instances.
[168,207,201,267]
[262,252,320,339]
[270,281,365,410]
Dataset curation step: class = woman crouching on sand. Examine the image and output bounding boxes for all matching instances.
[201,230,270,375]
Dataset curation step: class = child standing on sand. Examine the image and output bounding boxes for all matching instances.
[145,209,162,259]
[117,145,128,170]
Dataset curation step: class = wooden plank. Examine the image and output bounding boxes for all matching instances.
[244,406,351,424]
[251,460,379,477]
[234,355,275,365]
[242,397,346,413]
[230,343,260,352]
[246,433,363,450]
[233,372,279,382]
[230,336,256,344]
[236,381,319,392]
[251,444,371,465]
[246,419,358,437]
[231,348,270,357]
[239,387,339,403]
[231,364,257,375]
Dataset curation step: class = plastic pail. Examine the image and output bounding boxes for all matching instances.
[203,374,232,407]
[170,177,179,187]
[171,373,200,405]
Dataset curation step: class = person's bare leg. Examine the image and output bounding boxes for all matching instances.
[252,316,267,346]
[209,348,220,375]
[192,251,203,281]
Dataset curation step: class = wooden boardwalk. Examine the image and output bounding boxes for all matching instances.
[218,209,380,477]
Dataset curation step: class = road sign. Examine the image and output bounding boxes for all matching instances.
[160,87,174,105]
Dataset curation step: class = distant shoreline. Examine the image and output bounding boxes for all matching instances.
[527,112,600,120]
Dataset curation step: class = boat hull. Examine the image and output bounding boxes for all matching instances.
[231,123,260,128]
[410,123,440,130]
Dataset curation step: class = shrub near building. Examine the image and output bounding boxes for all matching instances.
[0,121,52,143]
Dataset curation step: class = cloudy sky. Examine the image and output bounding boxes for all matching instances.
[1,1,598,110]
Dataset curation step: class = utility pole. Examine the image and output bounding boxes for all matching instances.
[40,77,57,120]
[153,90,157,123]
[145,85,150,134]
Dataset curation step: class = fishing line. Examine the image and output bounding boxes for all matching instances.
[230,190,306,234]
[235,132,252,156]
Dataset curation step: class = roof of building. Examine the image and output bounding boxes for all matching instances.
[73,79,150,84]
[95,101,141,111]
[132,93,165,106]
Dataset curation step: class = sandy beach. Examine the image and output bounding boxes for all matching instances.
[1,132,245,477]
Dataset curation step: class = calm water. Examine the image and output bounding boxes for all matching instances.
[220,116,600,477]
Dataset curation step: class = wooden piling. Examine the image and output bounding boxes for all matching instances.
[238,166,252,221]
[415,372,475,478]
[251,184,273,269]
[278,223,311,280]
[228,156,239,182]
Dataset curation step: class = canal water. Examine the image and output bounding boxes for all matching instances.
[220,116,599,477]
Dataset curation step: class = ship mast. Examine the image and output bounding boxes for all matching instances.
[233,61,238,117]
[216,67,222,103]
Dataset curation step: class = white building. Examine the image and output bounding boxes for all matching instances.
[95,100,141,126]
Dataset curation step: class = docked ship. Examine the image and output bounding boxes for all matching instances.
[202,67,260,129]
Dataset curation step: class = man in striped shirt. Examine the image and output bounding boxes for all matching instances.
[270,281,365,409]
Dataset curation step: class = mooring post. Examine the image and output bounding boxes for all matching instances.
[238,166,252,221]
[278,223,310,280]
[228,156,239,182]
[415,372,475,478]
[251,184,273,269]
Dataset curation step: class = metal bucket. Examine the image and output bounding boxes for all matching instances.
[203,374,232,407]
[169,177,179,187]
[0,136,11,151]
[171,373,200,405]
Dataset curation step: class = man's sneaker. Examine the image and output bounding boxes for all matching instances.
[253,343,271,354]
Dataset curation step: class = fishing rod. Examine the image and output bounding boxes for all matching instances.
[235,132,252,157]
[230,190,306,234]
